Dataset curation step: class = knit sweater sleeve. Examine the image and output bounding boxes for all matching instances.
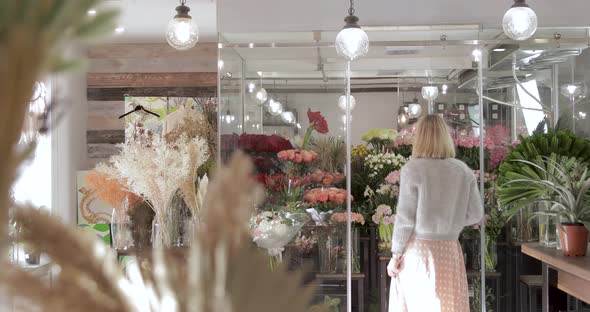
[465,175,484,226]
[391,165,419,255]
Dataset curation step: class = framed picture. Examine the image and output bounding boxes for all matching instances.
[459,104,465,110]
[491,104,498,110]
[492,113,499,120]
[460,113,466,120]
[438,104,445,111]
[77,170,112,224]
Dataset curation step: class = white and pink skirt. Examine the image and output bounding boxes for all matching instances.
[389,238,469,312]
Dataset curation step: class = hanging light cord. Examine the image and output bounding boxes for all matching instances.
[348,0,355,15]
[180,0,186,5]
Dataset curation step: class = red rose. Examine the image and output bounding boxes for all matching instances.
[307,109,329,134]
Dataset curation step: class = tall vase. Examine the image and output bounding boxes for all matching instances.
[538,202,558,247]
[152,193,195,248]
[111,196,134,250]
[511,204,538,243]
[341,226,361,273]
[377,224,393,256]
[484,236,498,272]
[318,226,339,273]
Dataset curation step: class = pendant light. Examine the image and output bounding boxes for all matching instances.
[407,101,422,119]
[422,84,439,114]
[335,0,369,61]
[255,73,268,104]
[223,109,235,124]
[406,79,422,119]
[502,0,537,41]
[167,0,199,50]
[338,94,357,111]
[267,98,284,116]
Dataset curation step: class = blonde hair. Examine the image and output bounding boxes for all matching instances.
[412,114,456,159]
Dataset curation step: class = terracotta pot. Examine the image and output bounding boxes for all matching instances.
[558,224,589,257]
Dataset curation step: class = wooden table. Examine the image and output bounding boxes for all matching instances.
[522,243,590,312]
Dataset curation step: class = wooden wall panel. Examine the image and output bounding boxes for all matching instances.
[84,43,218,167]
[87,43,217,73]
[87,72,217,88]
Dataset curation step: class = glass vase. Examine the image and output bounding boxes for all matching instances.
[152,194,195,248]
[539,204,558,247]
[341,226,361,273]
[318,226,339,273]
[152,219,194,248]
[377,224,393,257]
[511,204,538,243]
[484,236,498,272]
[111,197,134,250]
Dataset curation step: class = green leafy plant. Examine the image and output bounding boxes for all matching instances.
[470,276,495,312]
[498,130,590,186]
[499,156,590,229]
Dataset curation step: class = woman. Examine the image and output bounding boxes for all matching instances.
[387,114,483,312]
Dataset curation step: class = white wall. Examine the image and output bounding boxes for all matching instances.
[242,91,405,146]
[52,69,87,224]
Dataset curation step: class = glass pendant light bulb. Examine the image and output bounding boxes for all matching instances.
[338,94,357,111]
[407,103,422,119]
[421,86,439,101]
[247,82,256,93]
[335,3,369,61]
[560,82,586,98]
[281,111,296,124]
[255,88,268,103]
[266,98,284,116]
[223,110,234,124]
[166,1,199,50]
[398,113,409,126]
[502,0,537,41]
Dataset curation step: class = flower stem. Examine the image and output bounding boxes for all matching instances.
[301,124,314,150]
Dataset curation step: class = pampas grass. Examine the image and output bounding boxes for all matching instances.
[1,154,322,312]
[0,0,117,253]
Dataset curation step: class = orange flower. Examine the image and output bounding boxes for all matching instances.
[85,170,141,209]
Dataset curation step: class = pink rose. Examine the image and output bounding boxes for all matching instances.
[385,170,401,185]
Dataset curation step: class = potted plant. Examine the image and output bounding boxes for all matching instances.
[499,155,590,256]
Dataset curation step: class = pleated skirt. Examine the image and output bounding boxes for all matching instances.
[389,238,469,312]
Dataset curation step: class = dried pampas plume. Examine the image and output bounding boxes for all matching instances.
[1,154,322,312]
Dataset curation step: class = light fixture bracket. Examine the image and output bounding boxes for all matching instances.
[343,14,361,29]
[511,0,529,8]
[175,4,192,19]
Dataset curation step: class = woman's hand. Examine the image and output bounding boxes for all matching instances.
[387,254,403,278]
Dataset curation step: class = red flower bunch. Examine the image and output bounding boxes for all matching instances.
[277,149,318,163]
[307,109,329,134]
[304,172,345,186]
[304,187,351,204]
[239,134,292,153]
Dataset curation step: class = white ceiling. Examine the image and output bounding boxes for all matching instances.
[102,0,217,43]
[101,0,590,43]
[218,0,590,33]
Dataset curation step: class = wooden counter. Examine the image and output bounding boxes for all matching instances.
[522,243,590,311]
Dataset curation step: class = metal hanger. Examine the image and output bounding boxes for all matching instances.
[118,103,160,119]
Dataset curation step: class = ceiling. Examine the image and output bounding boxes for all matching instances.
[100,0,590,43]
[101,0,217,43]
[218,0,590,33]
